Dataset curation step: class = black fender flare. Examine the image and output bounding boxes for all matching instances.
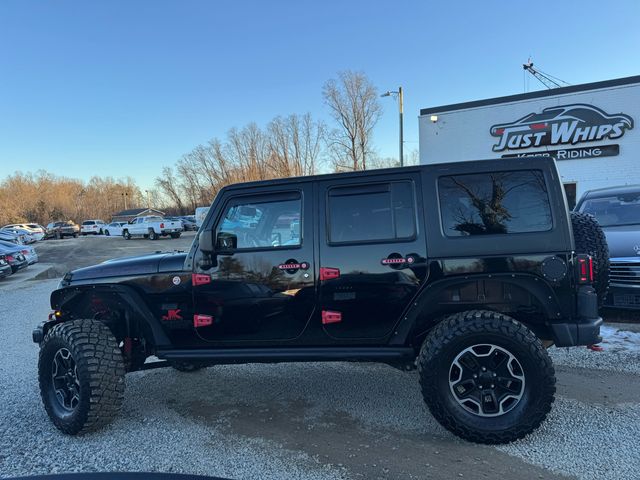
[388,273,565,346]
[49,284,171,348]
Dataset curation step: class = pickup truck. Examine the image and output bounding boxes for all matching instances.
[121,216,183,240]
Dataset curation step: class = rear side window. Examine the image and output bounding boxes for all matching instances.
[328,181,416,244]
[438,170,552,237]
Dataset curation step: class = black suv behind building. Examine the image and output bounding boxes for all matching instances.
[33,157,606,444]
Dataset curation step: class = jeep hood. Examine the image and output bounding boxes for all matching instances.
[602,225,640,259]
[69,251,187,281]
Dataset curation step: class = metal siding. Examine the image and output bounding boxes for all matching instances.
[419,82,640,199]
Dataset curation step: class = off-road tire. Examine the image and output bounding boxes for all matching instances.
[38,319,125,435]
[170,361,204,372]
[148,229,158,241]
[417,310,556,444]
[570,211,610,305]
[123,230,131,240]
[170,233,181,239]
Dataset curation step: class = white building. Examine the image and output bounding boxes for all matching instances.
[419,75,640,207]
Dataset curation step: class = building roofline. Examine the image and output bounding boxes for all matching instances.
[419,75,640,116]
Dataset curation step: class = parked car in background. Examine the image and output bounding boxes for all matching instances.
[121,216,182,240]
[0,239,38,265]
[2,223,45,241]
[576,184,640,309]
[0,255,12,279]
[0,230,23,244]
[0,227,35,244]
[180,215,198,231]
[81,220,107,235]
[165,216,197,231]
[104,222,126,236]
[0,243,28,272]
[46,221,80,239]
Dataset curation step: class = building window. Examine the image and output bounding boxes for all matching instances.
[328,182,416,244]
[438,170,552,236]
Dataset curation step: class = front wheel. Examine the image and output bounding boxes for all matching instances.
[104,230,110,236]
[122,230,131,240]
[418,310,555,444]
[38,319,125,435]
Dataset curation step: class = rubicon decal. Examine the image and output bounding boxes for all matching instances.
[490,104,633,152]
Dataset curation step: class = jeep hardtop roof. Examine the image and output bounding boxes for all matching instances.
[219,156,558,193]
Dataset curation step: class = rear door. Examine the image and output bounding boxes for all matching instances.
[193,184,316,344]
[317,172,428,340]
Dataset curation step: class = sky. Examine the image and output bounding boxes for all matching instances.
[1,0,639,189]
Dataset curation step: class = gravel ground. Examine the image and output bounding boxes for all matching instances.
[2,278,640,479]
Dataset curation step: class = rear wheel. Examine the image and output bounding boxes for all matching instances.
[105,230,110,236]
[570,211,609,305]
[170,233,181,239]
[418,310,555,444]
[38,319,125,435]
[148,229,158,240]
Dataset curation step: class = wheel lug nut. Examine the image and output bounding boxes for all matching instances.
[473,374,477,378]
[493,373,497,377]
[481,367,486,371]
[478,385,483,389]
[491,384,495,388]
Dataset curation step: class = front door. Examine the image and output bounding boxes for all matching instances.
[193,187,315,344]
[318,174,428,340]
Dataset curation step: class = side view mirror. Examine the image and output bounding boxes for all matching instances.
[216,232,238,252]
[199,230,215,253]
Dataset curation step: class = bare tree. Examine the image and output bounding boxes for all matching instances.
[155,166,185,214]
[322,71,382,171]
[268,113,325,177]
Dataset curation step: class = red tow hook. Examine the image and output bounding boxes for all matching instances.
[587,344,604,352]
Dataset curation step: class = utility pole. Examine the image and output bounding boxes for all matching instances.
[381,86,405,166]
[398,86,404,167]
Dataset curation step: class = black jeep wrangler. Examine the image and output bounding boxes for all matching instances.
[33,157,608,444]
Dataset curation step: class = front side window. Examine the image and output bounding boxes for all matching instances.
[328,182,416,244]
[217,195,301,250]
[579,192,640,227]
[438,170,552,237]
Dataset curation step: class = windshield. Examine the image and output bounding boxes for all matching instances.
[579,192,640,226]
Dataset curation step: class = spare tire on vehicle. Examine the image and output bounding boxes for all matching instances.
[570,211,609,306]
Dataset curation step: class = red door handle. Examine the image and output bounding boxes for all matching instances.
[320,267,340,281]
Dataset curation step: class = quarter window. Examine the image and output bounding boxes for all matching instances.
[438,170,552,236]
[217,195,301,250]
[328,182,416,244]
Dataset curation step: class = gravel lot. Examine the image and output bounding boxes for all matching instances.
[1,236,640,479]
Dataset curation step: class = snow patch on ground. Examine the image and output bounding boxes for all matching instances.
[600,325,640,353]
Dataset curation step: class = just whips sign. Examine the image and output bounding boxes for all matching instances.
[490,104,633,152]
